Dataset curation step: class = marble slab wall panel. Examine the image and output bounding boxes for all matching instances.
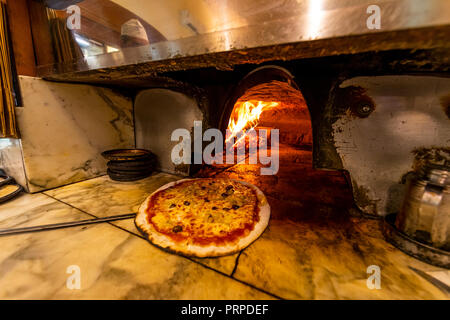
[0,138,28,190]
[16,76,134,193]
[134,89,204,176]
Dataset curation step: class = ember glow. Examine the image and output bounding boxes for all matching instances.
[226,100,279,145]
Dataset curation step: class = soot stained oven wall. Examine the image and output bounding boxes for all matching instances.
[133,49,450,218]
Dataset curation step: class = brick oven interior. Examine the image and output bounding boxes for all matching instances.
[195,65,352,225]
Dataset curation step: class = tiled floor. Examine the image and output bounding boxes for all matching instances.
[0,173,448,299]
[43,173,239,276]
[0,177,272,299]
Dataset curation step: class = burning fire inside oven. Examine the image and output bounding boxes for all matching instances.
[197,71,354,222]
[226,100,279,147]
[224,78,313,150]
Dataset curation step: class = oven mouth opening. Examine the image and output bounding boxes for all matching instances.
[196,66,354,221]
[217,66,314,169]
[225,79,313,152]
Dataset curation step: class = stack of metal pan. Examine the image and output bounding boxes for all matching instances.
[101,149,157,182]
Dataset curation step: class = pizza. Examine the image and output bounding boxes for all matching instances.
[135,178,270,257]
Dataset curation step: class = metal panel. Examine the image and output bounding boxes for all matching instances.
[332,76,450,216]
[37,0,450,77]
[134,89,203,176]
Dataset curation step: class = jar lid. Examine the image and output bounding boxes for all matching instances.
[422,164,449,186]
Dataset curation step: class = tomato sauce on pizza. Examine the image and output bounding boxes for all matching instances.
[145,179,260,246]
[136,178,270,257]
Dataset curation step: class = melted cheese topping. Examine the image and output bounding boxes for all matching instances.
[147,179,259,245]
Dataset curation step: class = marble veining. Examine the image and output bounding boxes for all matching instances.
[44,173,239,276]
[0,190,272,299]
[0,192,87,230]
[234,217,449,299]
[0,228,272,300]
[1,174,448,300]
[12,76,134,193]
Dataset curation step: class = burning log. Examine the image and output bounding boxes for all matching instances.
[226,100,278,147]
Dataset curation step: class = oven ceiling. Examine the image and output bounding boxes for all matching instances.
[39,0,450,82]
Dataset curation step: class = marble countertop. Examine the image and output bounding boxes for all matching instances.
[0,173,448,299]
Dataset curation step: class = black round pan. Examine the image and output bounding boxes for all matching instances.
[0,183,23,204]
[0,174,14,187]
[101,149,154,161]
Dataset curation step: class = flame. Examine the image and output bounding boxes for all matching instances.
[226,100,279,145]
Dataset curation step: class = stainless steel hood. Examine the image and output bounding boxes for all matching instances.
[36,0,450,80]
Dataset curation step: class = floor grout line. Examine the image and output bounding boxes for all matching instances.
[42,193,148,239]
[42,192,284,300]
[230,250,243,278]
[186,255,284,300]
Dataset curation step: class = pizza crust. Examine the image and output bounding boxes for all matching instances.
[135,178,270,258]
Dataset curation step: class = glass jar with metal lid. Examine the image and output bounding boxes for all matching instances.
[395,164,449,251]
